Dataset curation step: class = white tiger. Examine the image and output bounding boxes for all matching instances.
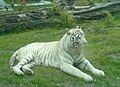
[9,26,105,82]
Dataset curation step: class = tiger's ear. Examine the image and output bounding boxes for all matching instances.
[66,28,71,35]
[76,26,82,29]
[76,26,79,29]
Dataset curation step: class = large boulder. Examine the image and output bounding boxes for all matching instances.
[0,0,12,11]
[0,0,6,8]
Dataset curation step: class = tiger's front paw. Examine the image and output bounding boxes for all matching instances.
[93,69,105,76]
[13,66,24,75]
[83,74,93,82]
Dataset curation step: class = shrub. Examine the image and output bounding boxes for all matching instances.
[49,0,76,28]
[102,11,114,28]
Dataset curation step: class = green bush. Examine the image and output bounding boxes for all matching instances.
[49,0,76,28]
[103,11,114,28]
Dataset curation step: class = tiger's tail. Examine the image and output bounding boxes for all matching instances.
[9,51,18,72]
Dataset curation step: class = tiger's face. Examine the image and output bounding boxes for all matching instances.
[67,26,87,47]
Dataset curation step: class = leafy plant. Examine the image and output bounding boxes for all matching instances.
[50,0,76,28]
[103,11,114,28]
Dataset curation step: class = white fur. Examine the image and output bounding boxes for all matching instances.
[9,27,105,82]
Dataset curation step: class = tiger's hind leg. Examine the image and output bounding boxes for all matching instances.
[22,62,35,75]
[13,55,33,75]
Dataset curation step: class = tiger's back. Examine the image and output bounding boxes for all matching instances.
[15,41,60,67]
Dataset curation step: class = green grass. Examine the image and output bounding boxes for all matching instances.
[1,9,120,86]
[0,16,120,87]
[1,0,120,87]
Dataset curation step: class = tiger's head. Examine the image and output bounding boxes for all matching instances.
[66,26,87,47]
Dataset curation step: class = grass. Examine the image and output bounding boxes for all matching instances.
[1,0,120,86]
[0,14,120,87]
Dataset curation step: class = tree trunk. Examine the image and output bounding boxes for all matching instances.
[70,1,120,20]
